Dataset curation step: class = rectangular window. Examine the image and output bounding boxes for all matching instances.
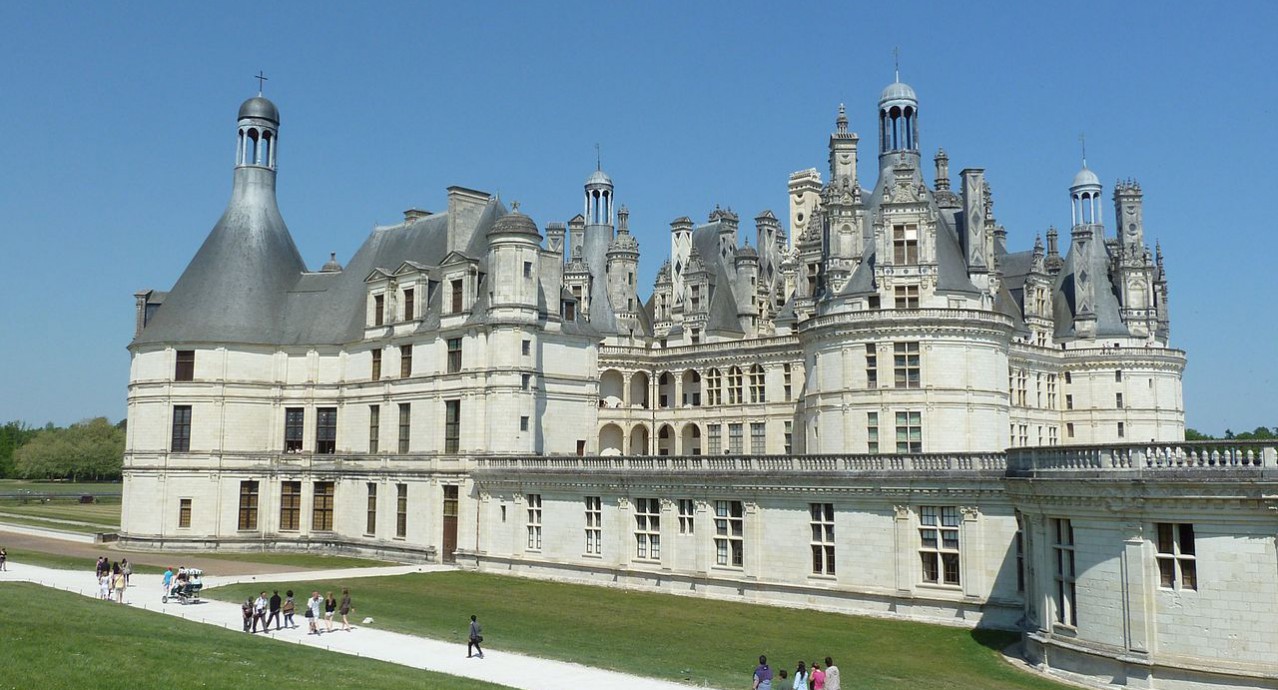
[521,374,531,390]
[284,407,304,452]
[919,506,960,585]
[450,278,463,313]
[727,368,743,404]
[280,481,301,531]
[894,285,919,309]
[867,412,879,454]
[175,350,195,381]
[1052,518,1077,626]
[634,497,661,560]
[728,423,743,454]
[445,400,461,454]
[398,403,411,454]
[865,343,878,388]
[707,424,722,454]
[447,338,462,373]
[1117,421,1126,438]
[1049,426,1059,445]
[315,407,336,454]
[1156,523,1197,590]
[893,342,920,389]
[584,496,602,555]
[893,224,919,264]
[810,502,836,575]
[522,339,531,356]
[706,369,722,406]
[312,481,334,531]
[396,483,408,538]
[1065,371,1072,384]
[750,422,766,454]
[784,421,793,454]
[1067,422,1075,438]
[400,344,413,378]
[523,261,532,278]
[403,288,415,320]
[368,405,380,454]
[1115,370,1123,382]
[171,405,192,452]
[237,481,259,530]
[783,363,793,400]
[526,493,542,550]
[178,498,192,528]
[374,294,385,326]
[895,411,922,453]
[678,499,695,534]
[372,349,382,380]
[519,415,529,432]
[1065,394,1073,410]
[1116,392,1123,409]
[714,500,744,567]
[365,483,377,535]
[749,367,766,403]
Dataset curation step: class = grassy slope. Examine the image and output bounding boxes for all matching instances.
[210,572,1072,690]
[0,583,509,690]
[0,479,121,495]
[4,548,167,574]
[0,502,121,526]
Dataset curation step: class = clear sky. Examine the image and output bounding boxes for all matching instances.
[1,1,1274,434]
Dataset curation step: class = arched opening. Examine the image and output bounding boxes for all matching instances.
[903,106,915,150]
[657,424,674,456]
[246,128,260,166]
[261,130,273,168]
[681,370,701,407]
[727,366,744,405]
[629,424,650,455]
[629,371,650,408]
[706,368,722,406]
[749,364,766,403]
[599,423,624,456]
[658,372,675,409]
[681,423,702,455]
[237,128,246,165]
[600,369,624,408]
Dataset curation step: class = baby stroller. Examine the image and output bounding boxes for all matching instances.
[162,568,204,604]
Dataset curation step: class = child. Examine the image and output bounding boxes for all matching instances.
[282,590,296,628]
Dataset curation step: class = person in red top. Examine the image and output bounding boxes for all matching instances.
[810,661,826,690]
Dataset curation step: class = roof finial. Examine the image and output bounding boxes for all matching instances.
[254,70,268,96]
[1080,132,1087,168]
[595,143,601,171]
[511,200,520,212]
[893,47,900,82]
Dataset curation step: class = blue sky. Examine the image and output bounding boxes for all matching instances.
[1,1,1274,434]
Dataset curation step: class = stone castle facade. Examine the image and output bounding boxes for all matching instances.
[121,82,1278,689]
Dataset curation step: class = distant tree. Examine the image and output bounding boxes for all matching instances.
[1184,428,1213,441]
[0,421,39,478]
[1224,429,1235,440]
[14,418,124,481]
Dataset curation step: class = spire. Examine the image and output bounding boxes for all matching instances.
[255,70,268,96]
[893,46,900,83]
[933,148,950,191]
[836,103,848,133]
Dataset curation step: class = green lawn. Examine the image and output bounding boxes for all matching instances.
[0,479,122,496]
[0,583,510,690]
[0,546,392,575]
[0,514,107,534]
[209,571,1070,690]
[180,552,400,569]
[4,548,167,574]
[0,501,122,527]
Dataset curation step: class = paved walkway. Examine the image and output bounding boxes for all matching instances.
[0,560,715,690]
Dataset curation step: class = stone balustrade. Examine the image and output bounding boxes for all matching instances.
[471,452,1007,474]
[1007,441,1278,476]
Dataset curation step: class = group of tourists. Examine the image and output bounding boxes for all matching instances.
[160,565,194,595]
[242,588,353,635]
[753,655,841,690]
[94,556,130,603]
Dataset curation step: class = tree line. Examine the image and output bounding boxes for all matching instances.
[1184,426,1276,442]
[0,418,125,481]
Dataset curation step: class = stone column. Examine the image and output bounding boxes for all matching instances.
[1122,522,1151,654]
[615,497,632,570]
[745,501,762,582]
[893,504,914,595]
[961,505,984,599]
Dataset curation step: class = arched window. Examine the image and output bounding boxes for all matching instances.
[727,366,744,405]
[706,368,722,406]
[599,423,624,455]
[749,365,766,403]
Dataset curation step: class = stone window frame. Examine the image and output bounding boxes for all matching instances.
[713,499,744,568]
[865,343,878,389]
[284,407,305,453]
[526,493,543,551]
[280,481,301,531]
[1052,518,1078,627]
[371,349,383,380]
[395,483,408,539]
[728,423,744,454]
[1155,522,1197,591]
[584,496,603,556]
[315,407,337,454]
[810,502,835,576]
[677,499,694,534]
[446,338,463,373]
[893,341,920,389]
[177,497,192,529]
[634,497,661,561]
[368,404,380,454]
[312,481,335,532]
[706,369,722,406]
[365,482,377,536]
[237,480,259,531]
[895,410,922,453]
[867,412,879,453]
[893,284,919,309]
[727,367,744,405]
[400,344,413,378]
[892,223,919,264]
[748,365,766,404]
[918,505,960,586]
[706,424,722,455]
[749,422,766,454]
[398,403,411,454]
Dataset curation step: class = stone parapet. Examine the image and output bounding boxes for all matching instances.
[1007,441,1277,478]
[471,452,1007,474]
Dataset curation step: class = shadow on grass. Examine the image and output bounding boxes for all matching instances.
[971,626,1022,654]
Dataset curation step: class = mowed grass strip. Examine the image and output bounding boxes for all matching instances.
[0,583,511,690]
[0,514,107,534]
[210,571,1071,690]
[4,548,168,574]
[0,479,122,496]
[182,552,399,569]
[0,501,122,527]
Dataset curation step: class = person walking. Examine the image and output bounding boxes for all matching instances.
[792,661,809,690]
[323,591,337,632]
[810,661,825,690]
[252,591,269,633]
[121,559,132,585]
[242,598,254,632]
[306,591,322,635]
[339,588,353,631]
[162,566,174,597]
[753,654,773,690]
[282,590,296,629]
[266,590,282,631]
[823,657,840,690]
[467,614,484,659]
[113,566,126,603]
[0,546,7,571]
[98,571,111,600]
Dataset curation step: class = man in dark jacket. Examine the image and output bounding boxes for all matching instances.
[467,614,484,658]
[266,590,282,630]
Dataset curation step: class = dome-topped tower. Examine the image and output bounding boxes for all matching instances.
[878,67,919,156]
[1070,165,1103,226]
[584,165,614,226]
[236,95,279,170]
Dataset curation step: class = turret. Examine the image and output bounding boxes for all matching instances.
[828,104,859,188]
[670,216,693,307]
[606,206,641,334]
[960,169,988,272]
[1113,179,1144,252]
[486,203,542,321]
[878,75,919,163]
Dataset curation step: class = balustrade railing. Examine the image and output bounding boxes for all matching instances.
[1007,441,1278,474]
[471,452,1007,474]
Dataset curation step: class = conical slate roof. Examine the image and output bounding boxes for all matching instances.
[132,166,306,345]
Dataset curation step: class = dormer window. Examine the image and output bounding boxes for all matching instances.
[403,288,415,320]
[563,300,577,321]
[893,224,919,264]
[374,294,385,326]
[450,279,463,314]
[691,286,701,311]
